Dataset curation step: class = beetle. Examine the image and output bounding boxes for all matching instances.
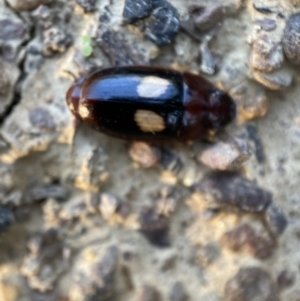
[66,66,236,141]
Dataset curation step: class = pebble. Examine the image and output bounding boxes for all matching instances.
[159,149,183,175]
[21,229,68,292]
[277,270,295,292]
[249,34,284,72]
[6,0,53,11]
[197,242,220,267]
[29,108,55,130]
[123,0,153,24]
[0,18,28,41]
[31,5,54,29]
[200,42,216,75]
[246,124,266,163]
[156,186,178,217]
[198,137,251,170]
[76,0,96,13]
[194,172,272,212]
[282,13,300,65]
[252,68,293,90]
[255,18,277,31]
[0,65,10,97]
[0,18,29,62]
[265,203,287,236]
[0,206,14,232]
[137,285,162,301]
[241,89,270,120]
[189,3,223,32]
[99,193,120,221]
[24,184,69,204]
[224,267,279,301]
[69,246,119,301]
[97,26,147,66]
[143,0,180,46]
[122,0,180,46]
[169,281,188,301]
[43,26,72,56]
[129,142,161,168]
[221,223,275,259]
[138,207,170,247]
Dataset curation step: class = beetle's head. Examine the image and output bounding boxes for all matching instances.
[66,76,86,118]
[207,89,236,129]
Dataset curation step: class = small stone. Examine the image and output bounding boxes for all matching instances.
[96,28,144,66]
[197,242,220,266]
[137,285,162,301]
[199,137,251,170]
[265,203,287,236]
[2,190,22,207]
[69,246,119,301]
[169,281,188,301]
[0,206,14,232]
[224,267,279,301]
[249,34,284,72]
[194,172,272,212]
[76,0,96,12]
[0,61,20,116]
[129,142,161,168]
[200,42,216,75]
[24,184,69,204]
[277,270,295,292]
[255,19,277,31]
[0,19,28,40]
[21,229,68,292]
[246,125,265,163]
[123,0,154,23]
[99,193,120,221]
[43,26,72,56]
[6,0,53,11]
[29,108,55,130]
[252,68,293,90]
[159,149,183,175]
[156,187,178,217]
[282,13,300,65]
[0,64,11,96]
[31,5,54,29]
[192,3,224,32]
[241,90,270,120]
[143,0,180,46]
[221,224,275,259]
[0,18,29,62]
[139,208,170,247]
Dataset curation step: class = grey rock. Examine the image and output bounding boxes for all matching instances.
[224,267,279,301]
[194,172,272,212]
[123,0,154,23]
[144,0,180,46]
[169,281,188,301]
[283,13,300,65]
[0,206,14,232]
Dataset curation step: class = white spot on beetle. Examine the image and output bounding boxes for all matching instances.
[68,102,75,112]
[78,102,90,119]
[134,110,165,133]
[137,76,170,98]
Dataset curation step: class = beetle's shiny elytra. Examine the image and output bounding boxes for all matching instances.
[66,66,236,141]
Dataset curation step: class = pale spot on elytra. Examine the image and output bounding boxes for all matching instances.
[134,110,165,133]
[78,102,90,119]
[137,76,170,98]
[68,102,75,113]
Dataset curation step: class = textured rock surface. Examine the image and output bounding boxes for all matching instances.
[0,0,299,300]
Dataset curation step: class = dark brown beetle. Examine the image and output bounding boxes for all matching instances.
[66,66,236,141]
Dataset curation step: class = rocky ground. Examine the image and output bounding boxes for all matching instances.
[0,0,300,300]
